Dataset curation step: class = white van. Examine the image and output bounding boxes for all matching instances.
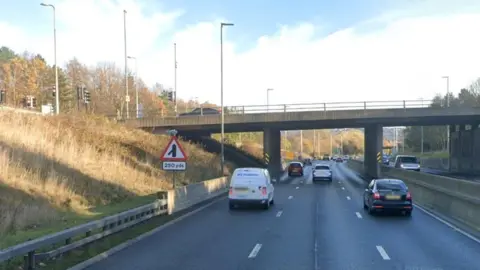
[228,168,275,210]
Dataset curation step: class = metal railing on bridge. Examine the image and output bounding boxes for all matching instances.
[107,99,435,121]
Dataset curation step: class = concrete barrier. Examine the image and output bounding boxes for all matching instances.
[420,157,449,170]
[347,160,480,232]
[168,177,229,214]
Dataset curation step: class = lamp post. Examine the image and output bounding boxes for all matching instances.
[123,10,129,119]
[220,22,234,175]
[174,43,178,115]
[442,76,450,152]
[127,56,138,118]
[40,3,59,114]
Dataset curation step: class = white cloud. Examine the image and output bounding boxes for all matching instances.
[2,0,480,108]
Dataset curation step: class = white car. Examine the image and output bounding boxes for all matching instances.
[228,168,275,210]
[312,164,333,182]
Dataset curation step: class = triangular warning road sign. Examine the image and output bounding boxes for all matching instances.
[160,136,188,161]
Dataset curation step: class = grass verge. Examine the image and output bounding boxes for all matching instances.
[0,111,224,249]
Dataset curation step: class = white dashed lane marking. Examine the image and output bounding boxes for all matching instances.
[276,211,283,217]
[355,212,363,219]
[376,245,391,260]
[288,196,293,200]
[248,244,262,258]
[346,196,351,200]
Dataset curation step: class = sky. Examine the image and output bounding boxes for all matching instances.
[1,0,480,107]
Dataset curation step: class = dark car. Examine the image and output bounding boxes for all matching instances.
[288,162,304,177]
[382,155,390,165]
[179,107,220,116]
[335,157,343,163]
[303,159,312,166]
[363,179,412,216]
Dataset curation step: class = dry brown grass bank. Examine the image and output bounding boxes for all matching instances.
[0,111,223,245]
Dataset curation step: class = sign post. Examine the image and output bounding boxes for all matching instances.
[160,130,187,188]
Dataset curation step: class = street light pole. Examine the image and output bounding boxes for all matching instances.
[442,76,450,152]
[267,88,273,112]
[41,3,59,114]
[174,43,178,115]
[124,10,129,119]
[220,22,234,175]
[127,56,138,118]
[420,98,424,154]
[300,130,303,155]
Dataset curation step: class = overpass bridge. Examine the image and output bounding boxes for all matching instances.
[120,99,480,179]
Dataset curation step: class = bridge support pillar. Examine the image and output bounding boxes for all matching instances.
[450,124,478,174]
[263,128,282,180]
[364,124,383,179]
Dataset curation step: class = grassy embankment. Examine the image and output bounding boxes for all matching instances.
[0,111,229,250]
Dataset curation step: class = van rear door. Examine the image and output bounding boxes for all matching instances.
[230,171,268,200]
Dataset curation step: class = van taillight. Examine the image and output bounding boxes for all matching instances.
[406,192,412,200]
[229,187,232,195]
[261,187,267,195]
[373,193,381,200]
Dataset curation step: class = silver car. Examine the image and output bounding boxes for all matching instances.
[394,155,420,172]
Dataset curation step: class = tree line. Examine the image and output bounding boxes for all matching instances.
[0,46,213,117]
[404,79,480,153]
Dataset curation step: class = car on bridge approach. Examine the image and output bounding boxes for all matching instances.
[179,107,220,116]
[363,178,413,216]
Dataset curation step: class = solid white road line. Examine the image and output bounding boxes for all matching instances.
[288,195,293,199]
[276,211,283,217]
[248,243,262,258]
[376,245,391,260]
[346,196,351,200]
[414,203,480,244]
[355,212,363,219]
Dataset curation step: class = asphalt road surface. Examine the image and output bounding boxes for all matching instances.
[85,162,480,270]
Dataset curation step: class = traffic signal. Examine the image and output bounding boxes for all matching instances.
[167,91,174,102]
[52,86,56,98]
[32,97,37,108]
[84,89,91,104]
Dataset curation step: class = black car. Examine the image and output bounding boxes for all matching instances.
[363,179,412,216]
[335,157,343,163]
[179,107,220,116]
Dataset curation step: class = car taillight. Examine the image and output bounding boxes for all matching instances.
[229,187,232,195]
[261,187,267,195]
[373,193,381,200]
[406,192,412,200]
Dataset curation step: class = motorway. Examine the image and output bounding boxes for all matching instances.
[85,163,480,270]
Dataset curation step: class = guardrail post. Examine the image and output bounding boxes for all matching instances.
[403,100,406,109]
[323,103,326,112]
[283,105,287,113]
[242,106,245,114]
[24,251,35,270]
[201,107,203,116]
[364,102,367,110]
